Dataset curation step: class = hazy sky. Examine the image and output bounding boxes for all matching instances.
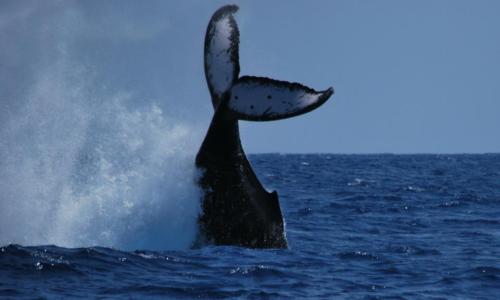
[1,0,499,153]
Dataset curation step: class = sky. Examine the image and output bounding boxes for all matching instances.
[1,0,499,153]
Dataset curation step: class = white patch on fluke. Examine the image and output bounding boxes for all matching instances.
[205,9,239,102]
[228,77,333,121]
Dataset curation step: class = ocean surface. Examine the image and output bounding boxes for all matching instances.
[1,154,499,299]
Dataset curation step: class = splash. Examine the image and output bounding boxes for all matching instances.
[0,58,202,250]
[0,2,202,250]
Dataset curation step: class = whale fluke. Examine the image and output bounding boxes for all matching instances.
[204,5,240,109]
[228,76,334,121]
[195,5,334,248]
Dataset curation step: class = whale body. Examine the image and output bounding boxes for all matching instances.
[195,5,333,248]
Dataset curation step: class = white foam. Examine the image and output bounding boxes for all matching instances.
[0,58,202,250]
[0,3,202,251]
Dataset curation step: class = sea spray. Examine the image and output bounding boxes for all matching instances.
[0,58,202,250]
[0,3,202,250]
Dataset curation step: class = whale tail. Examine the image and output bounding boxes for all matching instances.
[204,5,333,121]
[196,5,332,248]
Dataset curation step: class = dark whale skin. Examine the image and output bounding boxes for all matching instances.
[195,99,288,249]
[193,5,333,249]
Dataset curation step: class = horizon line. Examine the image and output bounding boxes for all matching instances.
[247,152,500,155]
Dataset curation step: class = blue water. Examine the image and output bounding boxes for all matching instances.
[1,154,499,299]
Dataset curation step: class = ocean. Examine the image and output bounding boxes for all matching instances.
[1,154,499,299]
